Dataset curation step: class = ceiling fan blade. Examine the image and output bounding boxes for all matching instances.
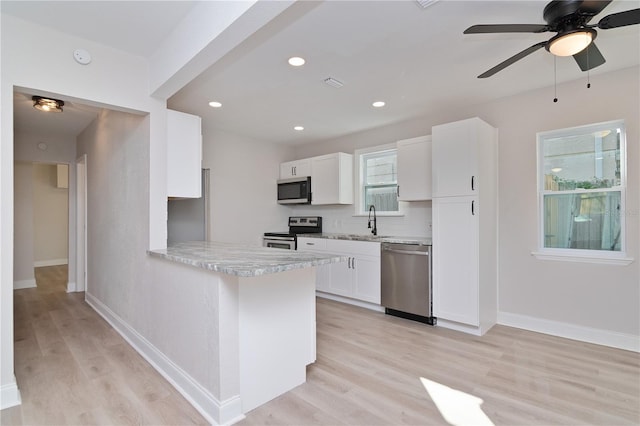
[597,8,640,29]
[478,42,546,78]
[464,24,549,34]
[573,42,606,71]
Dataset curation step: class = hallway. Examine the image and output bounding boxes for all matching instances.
[2,266,207,425]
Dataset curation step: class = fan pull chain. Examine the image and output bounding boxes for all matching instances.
[587,45,591,88]
[553,56,558,103]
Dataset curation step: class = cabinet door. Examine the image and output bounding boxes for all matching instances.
[397,136,432,201]
[328,255,353,297]
[353,255,381,304]
[432,118,479,198]
[280,160,311,179]
[432,196,479,326]
[297,238,330,292]
[167,110,202,198]
[311,153,353,205]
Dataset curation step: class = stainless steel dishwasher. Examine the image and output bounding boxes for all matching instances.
[381,242,436,325]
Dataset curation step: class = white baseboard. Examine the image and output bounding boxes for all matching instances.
[34,258,68,267]
[66,281,77,293]
[85,293,244,425]
[13,279,36,290]
[316,291,385,313]
[498,311,640,353]
[1,377,22,410]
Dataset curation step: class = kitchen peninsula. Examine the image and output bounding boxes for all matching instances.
[147,241,346,424]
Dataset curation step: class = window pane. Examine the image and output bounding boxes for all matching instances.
[364,152,396,185]
[361,149,398,212]
[365,185,398,212]
[542,125,621,191]
[543,191,621,251]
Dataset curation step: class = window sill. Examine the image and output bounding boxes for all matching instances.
[531,251,634,266]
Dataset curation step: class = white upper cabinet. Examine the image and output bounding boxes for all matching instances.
[56,164,69,189]
[396,135,432,201]
[311,152,353,205]
[279,159,311,179]
[167,110,202,198]
[432,117,495,198]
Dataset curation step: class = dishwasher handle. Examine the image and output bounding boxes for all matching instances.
[383,248,429,256]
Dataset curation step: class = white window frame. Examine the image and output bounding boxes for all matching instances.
[532,119,632,265]
[354,143,403,217]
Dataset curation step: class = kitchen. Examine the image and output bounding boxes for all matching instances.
[2,1,639,425]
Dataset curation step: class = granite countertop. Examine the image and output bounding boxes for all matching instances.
[297,233,432,246]
[148,241,347,277]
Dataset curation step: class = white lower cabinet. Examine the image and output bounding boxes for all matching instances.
[297,238,381,305]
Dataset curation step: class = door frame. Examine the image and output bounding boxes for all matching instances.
[75,154,87,293]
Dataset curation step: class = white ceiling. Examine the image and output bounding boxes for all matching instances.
[5,0,640,145]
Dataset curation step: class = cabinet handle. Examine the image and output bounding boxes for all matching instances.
[471,175,475,191]
[397,186,400,197]
[471,200,475,215]
[352,258,356,269]
[306,242,315,246]
[348,257,352,268]
[293,166,296,176]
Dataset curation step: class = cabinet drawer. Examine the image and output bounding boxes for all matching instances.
[325,239,380,257]
[297,238,327,251]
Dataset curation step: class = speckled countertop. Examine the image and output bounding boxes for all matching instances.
[297,233,432,246]
[148,241,347,277]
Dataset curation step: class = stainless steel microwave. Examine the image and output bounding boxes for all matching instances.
[277,176,311,204]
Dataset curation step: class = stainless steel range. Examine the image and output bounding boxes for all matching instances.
[263,216,322,250]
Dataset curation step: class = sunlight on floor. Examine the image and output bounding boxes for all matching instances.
[420,377,495,426]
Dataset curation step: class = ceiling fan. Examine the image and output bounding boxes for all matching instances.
[464,0,640,78]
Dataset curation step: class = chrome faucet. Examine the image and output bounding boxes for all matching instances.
[367,205,377,236]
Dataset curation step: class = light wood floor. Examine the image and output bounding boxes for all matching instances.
[2,266,208,425]
[3,265,639,425]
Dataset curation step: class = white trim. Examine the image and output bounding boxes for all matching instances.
[531,251,634,265]
[13,279,36,290]
[85,293,244,426]
[0,376,22,410]
[435,318,493,337]
[66,281,77,293]
[316,291,384,313]
[34,258,68,267]
[498,311,640,353]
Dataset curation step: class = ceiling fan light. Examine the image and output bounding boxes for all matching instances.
[32,96,64,113]
[548,30,594,57]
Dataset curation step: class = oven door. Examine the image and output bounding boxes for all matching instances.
[263,236,296,250]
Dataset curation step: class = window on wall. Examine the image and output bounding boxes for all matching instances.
[536,120,630,264]
[355,144,399,214]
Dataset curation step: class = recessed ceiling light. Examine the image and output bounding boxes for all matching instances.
[551,167,562,173]
[372,101,386,108]
[208,101,222,108]
[288,57,305,67]
[294,126,304,131]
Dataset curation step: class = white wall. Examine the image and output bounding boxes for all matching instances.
[32,164,68,265]
[13,163,35,289]
[202,126,294,244]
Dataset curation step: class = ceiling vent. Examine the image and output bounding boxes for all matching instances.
[323,77,344,88]
[415,0,438,9]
